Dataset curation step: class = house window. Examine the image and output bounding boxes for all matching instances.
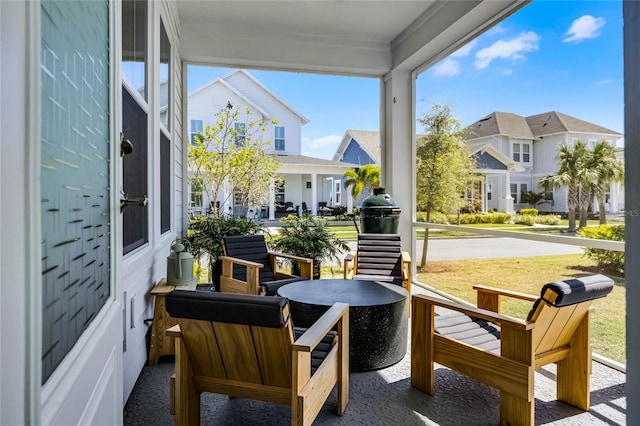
[122,0,147,99]
[588,139,597,149]
[274,126,285,151]
[275,181,285,204]
[544,190,554,202]
[41,0,111,382]
[513,143,520,162]
[190,178,203,209]
[190,120,203,145]
[510,183,518,201]
[306,181,312,189]
[159,19,171,130]
[519,184,528,204]
[160,131,171,233]
[522,143,530,162]
[335,181,341,205]
[235,122,246,146]
[122,87,149,254]
[487,183,492,201]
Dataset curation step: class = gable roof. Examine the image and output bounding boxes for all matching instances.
[462,112,534,140]
[188,69,309,124]
[221,69,310,124]
[462,110,623,141]
[333,130,381,163]
[468,144,525,172]
[525,111,622,137]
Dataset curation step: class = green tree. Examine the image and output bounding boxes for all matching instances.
[343,164,380,199]
[540,141,593,232]
[587,141,624,225]
[188,102,280,215]
[416,104,474,268]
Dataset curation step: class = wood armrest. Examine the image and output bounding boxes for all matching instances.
[219,255,263,269]
[411,294,532,330]
[401,251,411,263]
[269,251,313,264]
[473,285,538,302]
[166,324,181,337]
[343,252,355,279]
[293,302,349,352]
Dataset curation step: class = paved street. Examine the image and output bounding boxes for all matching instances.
[335,235,583,265]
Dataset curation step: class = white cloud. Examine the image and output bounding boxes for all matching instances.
[432,59,461,77]
[451,39,478,58]
[474,30,540,70]
[308,134,341,150]
[563,15,606,43]
[502,69,513,76]
[594,78,612,86]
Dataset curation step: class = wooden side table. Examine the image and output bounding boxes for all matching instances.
[148,278,197,365]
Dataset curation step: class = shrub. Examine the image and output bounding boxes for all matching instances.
[578,225,625,274]
[520,208,538,216]
[446,212,512,224]
[533,215,561,225]
[416,211,449,224]
[513,214,535,226]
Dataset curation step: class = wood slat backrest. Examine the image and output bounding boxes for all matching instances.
[528,295,592,355]
[355,233,402,277]
[222,235,276,283]
[526,275,614,355]
[176,312,294,388]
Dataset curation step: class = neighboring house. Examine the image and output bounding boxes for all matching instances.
[336,112,624,215]
[463,111,624,214]
[332,130,384,206]
[188,70,358,218]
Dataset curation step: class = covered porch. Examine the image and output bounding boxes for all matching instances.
[2,1,637,425]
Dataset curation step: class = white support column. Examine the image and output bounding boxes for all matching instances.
[268,180,275,220]
[381,70,414,250]
[311,173,318,216]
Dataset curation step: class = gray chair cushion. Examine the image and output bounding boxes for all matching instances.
[166,290,288,328]
[540,274,614,307]
[435,311,501,354]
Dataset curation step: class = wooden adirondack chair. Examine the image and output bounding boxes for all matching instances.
[343,233,412,310]
[219,234,313,295]
[165,290,349,426]
[410,274,614,426]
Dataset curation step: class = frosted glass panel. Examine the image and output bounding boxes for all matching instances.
[40,0,111,383]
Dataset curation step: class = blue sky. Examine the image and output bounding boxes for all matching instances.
[188,1,623,159]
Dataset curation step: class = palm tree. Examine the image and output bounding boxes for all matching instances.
[540,141,593,232]
[343,164,380,199]
[587,141,624,225]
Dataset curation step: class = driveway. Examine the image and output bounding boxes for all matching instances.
[335,235,583,265]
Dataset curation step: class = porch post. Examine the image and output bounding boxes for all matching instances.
[311,173,318,216]
[268,179,275,220]
[381,69,414,251]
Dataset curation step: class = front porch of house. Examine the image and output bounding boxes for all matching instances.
[124,281,626,425]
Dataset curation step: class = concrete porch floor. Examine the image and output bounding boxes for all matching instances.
[124,284,626,425]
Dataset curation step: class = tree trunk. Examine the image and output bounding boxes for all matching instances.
[597,195,607,225]
[420,210,432,269]
[567,185,578,232]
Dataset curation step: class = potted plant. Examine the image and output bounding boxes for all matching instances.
[269,215,349,279]
[187,215,266,289]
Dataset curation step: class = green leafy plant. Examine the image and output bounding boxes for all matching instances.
[187,215,266,284]
[513,214,535,226]
[533,214,561,225]
[269,215,349,279]
[578,225,625,274]
[520,208,539,216]
[446,212,512,224]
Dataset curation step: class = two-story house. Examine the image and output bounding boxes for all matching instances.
[188,69,358,218]
[463,111,624,214]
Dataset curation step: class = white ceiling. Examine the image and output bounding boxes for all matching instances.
[176,1,529,77]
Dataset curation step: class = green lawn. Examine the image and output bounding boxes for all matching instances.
[416,254,626,364]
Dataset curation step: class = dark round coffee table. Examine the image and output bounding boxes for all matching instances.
[277,279,408,372]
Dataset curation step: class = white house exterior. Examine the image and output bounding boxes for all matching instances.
[463,111,624,214]
[188,70,358,218]
[4,2,640,425]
